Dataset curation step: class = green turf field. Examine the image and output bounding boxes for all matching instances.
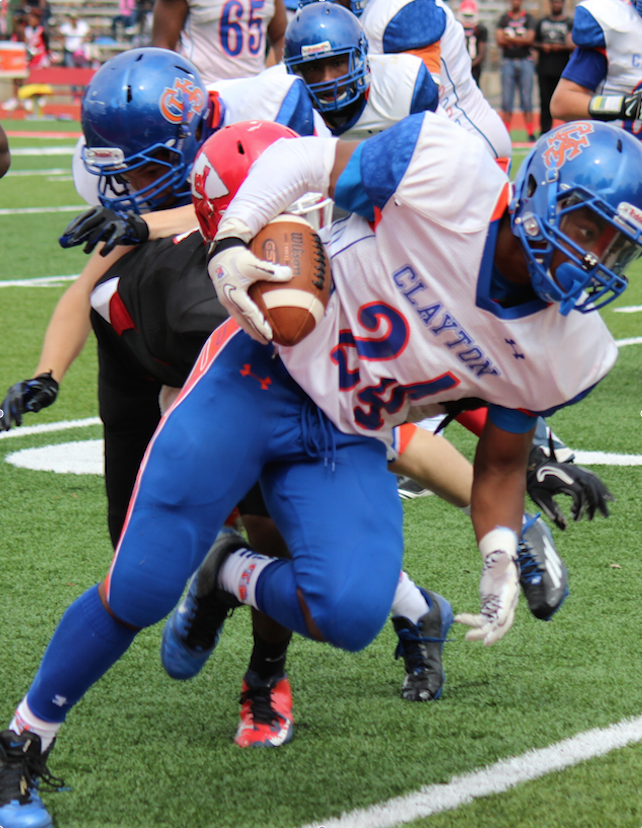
[1,122,642,828]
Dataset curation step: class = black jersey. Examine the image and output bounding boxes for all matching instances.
[91,231,227,388]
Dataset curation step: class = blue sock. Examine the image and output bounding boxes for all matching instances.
[255,560,309,639]
[27,585,138,723]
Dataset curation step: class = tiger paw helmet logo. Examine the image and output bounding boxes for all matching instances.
[159,76,206,125]
[542,122,594,169]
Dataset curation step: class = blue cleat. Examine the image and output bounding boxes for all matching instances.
[392,589,453,702]
[519,514,569,621]
[0,730,60,828]
[161,529,245,679]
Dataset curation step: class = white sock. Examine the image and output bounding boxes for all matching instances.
[390,571,431,624]
[218,548,276,609]
[10,698,61,752]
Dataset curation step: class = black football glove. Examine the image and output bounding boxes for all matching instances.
[0,371,59,431]
[59,206,149,257]
[589,89,642,121]
[526,445,614,531]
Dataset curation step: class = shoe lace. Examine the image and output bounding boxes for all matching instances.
[394,628,446,675]
[184,600,231,651]
[239,683,284,727]
[0,745,67,807]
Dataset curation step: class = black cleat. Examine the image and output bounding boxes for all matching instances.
[518,515,569,620]
[392,589,453,702]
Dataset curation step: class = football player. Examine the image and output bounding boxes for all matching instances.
[550,0,642,139]
[334,0,512,159]
[283,2,440,138]
[152,0,288,84]
[2,114,640,827]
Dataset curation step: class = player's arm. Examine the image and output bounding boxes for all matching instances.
[0,244,133,430]
[265,0,287,67]
[33,244,134,382]
[207,135,352,341]
[455,413,535,646]
[152,0,189,50]
[550,77,592,120]
[472,37,486,69]
[0,123,10,178]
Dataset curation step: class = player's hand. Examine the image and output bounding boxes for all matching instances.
[455,528,519,646]
[622,89,642,121]
[526,446,614,530]
[207,237,292,344]
[0,371,59,431]
[59,206,149,257]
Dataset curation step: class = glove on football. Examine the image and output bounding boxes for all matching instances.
[526,445,614,530]
[456,527,520,646]
[0,371,59,430]
[207,237,291,344]
[59,206,149,257]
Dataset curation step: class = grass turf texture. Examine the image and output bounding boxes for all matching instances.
[1,130,642,828]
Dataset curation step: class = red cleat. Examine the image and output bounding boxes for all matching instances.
[234,671,294,748]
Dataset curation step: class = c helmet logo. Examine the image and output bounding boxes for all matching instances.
[159,76,206,125]
[542,122,594,169]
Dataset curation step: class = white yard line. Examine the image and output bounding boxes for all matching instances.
[9,147,76,155]
[614,336,642,347]
[613,305,642,314]
[5,168,69,177]
[298,716,642,828]
[0,418,100,440]
[0,205,85,216]
[0,275,78,287]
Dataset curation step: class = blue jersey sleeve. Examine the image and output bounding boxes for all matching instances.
[571,4,606,48]
[561,46,607,91]
[487,405,538,433]
[410,62,439,114]
[275,79,316,136]
[382,0,447,53]
[334,113,424,218]
[488,381,599,433]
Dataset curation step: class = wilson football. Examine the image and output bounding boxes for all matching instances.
[249,214,331,347]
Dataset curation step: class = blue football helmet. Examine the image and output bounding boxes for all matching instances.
[81,48,212,213]
[510,121,642,315]
[284,3,370,114]
[297,0,367,18]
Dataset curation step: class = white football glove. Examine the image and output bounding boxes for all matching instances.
[455,527,520,646]
[207,238,292,344]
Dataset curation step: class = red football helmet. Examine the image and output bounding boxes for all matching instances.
[191,120,300,242]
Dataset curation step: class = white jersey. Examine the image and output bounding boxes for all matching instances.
[278,113,617,448]
[326,53,437,140]
[73,68,329,206]
[180,0,276,83]
[574,0,642,108]
[361,0,511,159]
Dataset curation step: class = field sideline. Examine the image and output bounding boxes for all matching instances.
[1,121,642,828]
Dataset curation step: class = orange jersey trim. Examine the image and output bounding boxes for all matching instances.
[406,42,441,75]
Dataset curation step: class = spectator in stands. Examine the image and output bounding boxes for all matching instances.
[1,9,26,112]
[59,12,90,67]
[496,0,537,141]
[152,0,287,84]
[458,0,487,88]
[532,0,573,136]
[24,6,50,68]
[112,0,138,40]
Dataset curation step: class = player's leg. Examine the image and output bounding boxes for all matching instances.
[98,342,163,546]
[0,328,284,825]
[500,58,516,130]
